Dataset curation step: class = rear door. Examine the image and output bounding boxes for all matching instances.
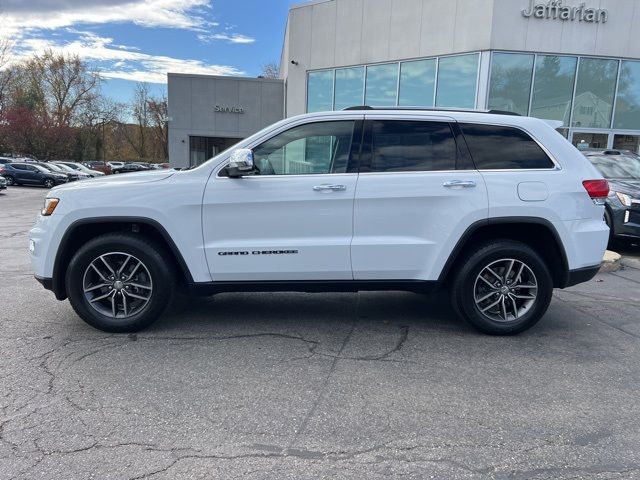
[12,165,36,184]
[351,116,488,281]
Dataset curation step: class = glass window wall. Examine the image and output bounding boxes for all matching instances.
[398,59,436,107]
[436,54,479,109]
[488,53,534,116]
[614,60,640,130]
[334,66,365,111]
[530,55,577,126]
[572,58,619,129]
[365,63,398,107]
[307,70,334,113]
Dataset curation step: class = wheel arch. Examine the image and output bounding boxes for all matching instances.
[52,217,193,300]
[439,217,571,289]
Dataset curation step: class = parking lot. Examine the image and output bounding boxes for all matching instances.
[1,186,640,479]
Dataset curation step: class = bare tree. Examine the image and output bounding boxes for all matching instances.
[0,36,14,115]
[260,62,280,79]
[25,49,100,127]
[124,82,151,159]
[148,93,168,160]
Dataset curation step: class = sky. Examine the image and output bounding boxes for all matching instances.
[1,0,297,102]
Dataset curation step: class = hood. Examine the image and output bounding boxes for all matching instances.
[51,169,175,192]
[608,179,640,195]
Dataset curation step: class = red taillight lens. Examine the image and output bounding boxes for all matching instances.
[582,179,609,199]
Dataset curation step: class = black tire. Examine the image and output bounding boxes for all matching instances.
[4,175,15,186]
[43,179,54,188]
[450,240,553,335]
[65,233,175,332]
[604,209,614,245]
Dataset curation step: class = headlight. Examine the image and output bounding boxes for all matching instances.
[615,192,633,207]
[41,197,59,216]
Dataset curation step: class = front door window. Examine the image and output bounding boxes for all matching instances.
[251,121,354,175]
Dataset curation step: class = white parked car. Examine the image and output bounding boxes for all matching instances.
[54,161,105,178]
[29,108,609,335]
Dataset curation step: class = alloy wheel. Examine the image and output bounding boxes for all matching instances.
[473,258,538,323]
[44,179,54,188]
[82,252,153,319]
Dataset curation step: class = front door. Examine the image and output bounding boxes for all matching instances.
[202,119,362,281]
[351,117,488,281]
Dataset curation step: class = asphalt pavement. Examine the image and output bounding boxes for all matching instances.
[1,186,640,480]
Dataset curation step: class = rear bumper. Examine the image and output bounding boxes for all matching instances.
[561,265,601,288]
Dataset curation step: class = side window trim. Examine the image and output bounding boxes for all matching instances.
[358,118,460,174]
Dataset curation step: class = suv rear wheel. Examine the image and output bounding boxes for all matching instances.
[65,233,175,332]
[4,175,15,186]
[451,240,553,335]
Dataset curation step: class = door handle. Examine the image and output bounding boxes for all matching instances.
[443,180,476,189]
[313,184,347,192]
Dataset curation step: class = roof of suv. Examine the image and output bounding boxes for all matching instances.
[292,107,564,131]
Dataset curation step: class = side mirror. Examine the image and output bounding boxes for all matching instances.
[226,149,255,177]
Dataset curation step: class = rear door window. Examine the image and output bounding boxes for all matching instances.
[366,120,457,172]
[460,123,555,170]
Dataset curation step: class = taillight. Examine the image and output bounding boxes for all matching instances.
[582,179,609,202]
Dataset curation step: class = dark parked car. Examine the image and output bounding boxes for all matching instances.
[112,162,146,174]
[82,161,112,175]
[584,150,640,245]
[0,163,68,188]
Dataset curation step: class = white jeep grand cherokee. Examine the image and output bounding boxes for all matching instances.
[29,108,610,335]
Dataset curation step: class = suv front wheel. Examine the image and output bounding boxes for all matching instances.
[65,233,175,332]
[451,240,553,335]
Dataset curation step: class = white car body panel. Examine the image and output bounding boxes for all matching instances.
[29,109,609,293]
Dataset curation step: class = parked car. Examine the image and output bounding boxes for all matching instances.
[36,162,80,182]
[111,162,146,174]
[54,161,105,177]
[0,157,14,165]
[1,163,68,188]
[82,161,112,175]
[53,162,92,180]
[0,174,6,191]
[159,163,171,169]
[30,108,609,335]
[583,150,640,244]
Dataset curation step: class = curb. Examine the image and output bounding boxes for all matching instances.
[600,250,622,273]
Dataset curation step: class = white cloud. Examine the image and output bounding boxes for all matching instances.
[198,33,255,44]
[11,32,244,84]
[1,0,213,33]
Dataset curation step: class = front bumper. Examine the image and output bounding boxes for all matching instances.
[611,206,640,240]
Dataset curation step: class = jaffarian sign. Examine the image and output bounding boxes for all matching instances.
[522,0,609,23]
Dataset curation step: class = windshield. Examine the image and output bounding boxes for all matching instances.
[587,155,640,180]
[60,163,80,171]
[42,163,64,172]
[32,164,51,174]
[56,164,75,173]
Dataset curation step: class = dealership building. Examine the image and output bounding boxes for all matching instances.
[168,0,640,168]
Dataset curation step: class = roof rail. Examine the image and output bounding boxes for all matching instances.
[342,105,521,116]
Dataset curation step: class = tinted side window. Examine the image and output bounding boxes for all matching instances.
[251,121,355,175]
[369,121,456,172]
[11,164,26,170]
[460,124,555,169]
